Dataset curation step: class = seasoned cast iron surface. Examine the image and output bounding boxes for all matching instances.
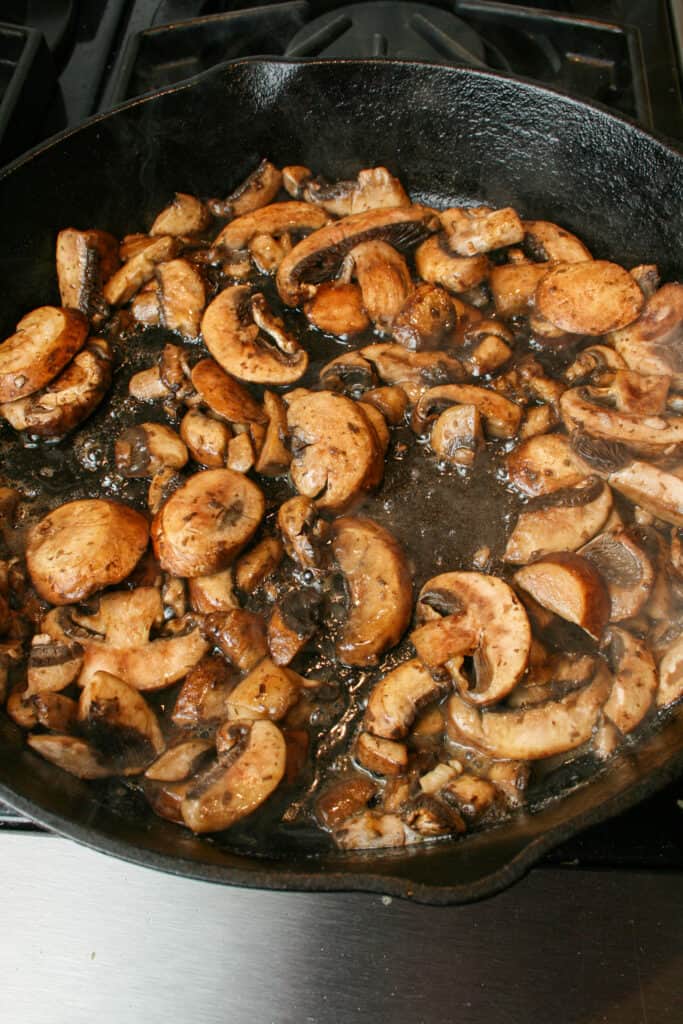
[0,59,682,900]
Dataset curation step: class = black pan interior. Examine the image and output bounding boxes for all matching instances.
[0,58,682,903]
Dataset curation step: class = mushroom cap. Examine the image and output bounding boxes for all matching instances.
[152,468,265,577]
[504,478,613,564]
[602,628,657,734]
[364,658,445,740]
[26,499,149,605]
[190,357,266,425]
[560,386,683,457]
[332,517,412,667]
[514,551,611,640]
[0,306,89,403]
[535,260,644,335]
[213,201,328,251]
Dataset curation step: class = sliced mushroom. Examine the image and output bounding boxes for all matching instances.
[609,283,683,388]
[286,390,384,512]
[430,403,483,467]
[187,568,238,614]
[254,391,290,477]
[282,165,313,199]
[319,351,377,394]
[226,432,255,473]
[607,461,683,527]
[504,478,613,564]
[27,734,112,779]
[156,258,206,339]
[355,732,408,776]
[446,660,612,759]
[440,206,524,255]
[145,739,213,782]
[190,357,265,426]
[225,657,303,722]
[391,283,456,351]
[171,655,237,728]
[72,587,163,648]
[201,286,307,385]
[214,201,328,253]
[412,384,522,439]
[235,537,283,593]
[304,282,370,337]
[602,627,657,734]
[361,342,464,401]
[150,192,210,237]
[514,552,610,640]
[579,529,654,620]
[522,220,591,263]
[152,468,265,577]
[181,719,286,833]
[505,433,591,497]
[268,588,321,666]
[247,231,292,274]
[535,261,644,335]
[341,240,412,332]
[560,386,683,458]
[0,306,89,403]
[276,495,327,570]
[316,776,378,829]
[411,572,531,705]
[32,691,78,733]
[213,160,283,219]
[27,499,148,605]
[128,365,169,402]
[564,345,627,386]
[463,334,512,378]
[56,228,120,322]
[25,635,83,696]
[442,773,500,822]
[364,658,446,740]
[656,633,683,707]
[202,608,268,672]
[303,166,410,217]
[415,235,489,293]
[276,205,439,306]
[115,422,188,478]
[334,811,409,850]
[360,386,408,426]
[180,408,231,467]
[0,337,112,437]
[332,517,412,667]
[489,263,550,318]
[78,670,164,774]
[147,467,183,516]
[630,264,660,298]
[103,236,179,307]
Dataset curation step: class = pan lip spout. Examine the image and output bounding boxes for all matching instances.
[1,56,682,184]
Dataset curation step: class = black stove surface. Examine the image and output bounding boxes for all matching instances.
[0,0,682,874]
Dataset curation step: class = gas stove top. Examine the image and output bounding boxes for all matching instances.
[0,0,681,874]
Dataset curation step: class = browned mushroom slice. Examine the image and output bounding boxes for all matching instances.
[0,337,112,437]
[226,432,255,473]
[360,342,464,402]
[514,552,610,640]
[489,263,550,318]
[602,627,657,734]
[286,390,384,512]
[535,261,644,335]
[364,658,446,740]
[129,365,169,402]
[446,661,612,759]
[235,537,283,593]
[254,391,290,477]
[72,586,163,647]
[103,236,179,306]
[276,495,327,570]
[282,165,313,199]
[214,201,328,253]
[609,283,683,388]
[202,609,268,672]
[316,776,378,829]
[630,264,660,298]
[115,422,188,478]
[304,166,410,217]
[607,461,683,527]
[190,357,265,426]
[504,478,613,564]
[656,633,683,708]
[360,386,408,426]
[248,231,292,274]
[150,192,211,237]
[26,635,83,696]
[0,306,89,403]
[209,160,283,219]
[564,345,626,386]
[355,732,407,777]
[267,588,321,666]
[145,739,213,782]
[442,773,500,823]
[342,240,412,332]
[440,206,524,255]
[152,468,265,577]
[56,228,120,322]
[334,811,409,850]
[31,691,78,733]
[187,568,238,613]
[225,657,303,722]
[79,670,164,774]
[332,517,412,667]
[27,499,148,605]
[156,258,206,339]
[171,655,237,727]
[560,387,683,458]
[415,236,489,293]
[131,282,161,325]
[276,205,439,306]
[430,404,483,467]
[147,467,183,516]
[304,282,370,337]
[522,220,591,263]
[319,351,377,394]
[391,283,456,351]
[201,286,307,385]
[411,572,531,705]
[412,384,522,439]
[180,409,231,467]
[505,434,591,497]
[579,529,654,620]
[181,719,286,833]
[27,734,112,779]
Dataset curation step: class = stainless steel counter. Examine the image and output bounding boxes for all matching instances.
[1,834,681,1023]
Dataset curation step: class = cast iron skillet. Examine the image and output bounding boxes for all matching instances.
[0,58,682,904]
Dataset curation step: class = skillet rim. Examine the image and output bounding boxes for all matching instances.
[0,56,682,904]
